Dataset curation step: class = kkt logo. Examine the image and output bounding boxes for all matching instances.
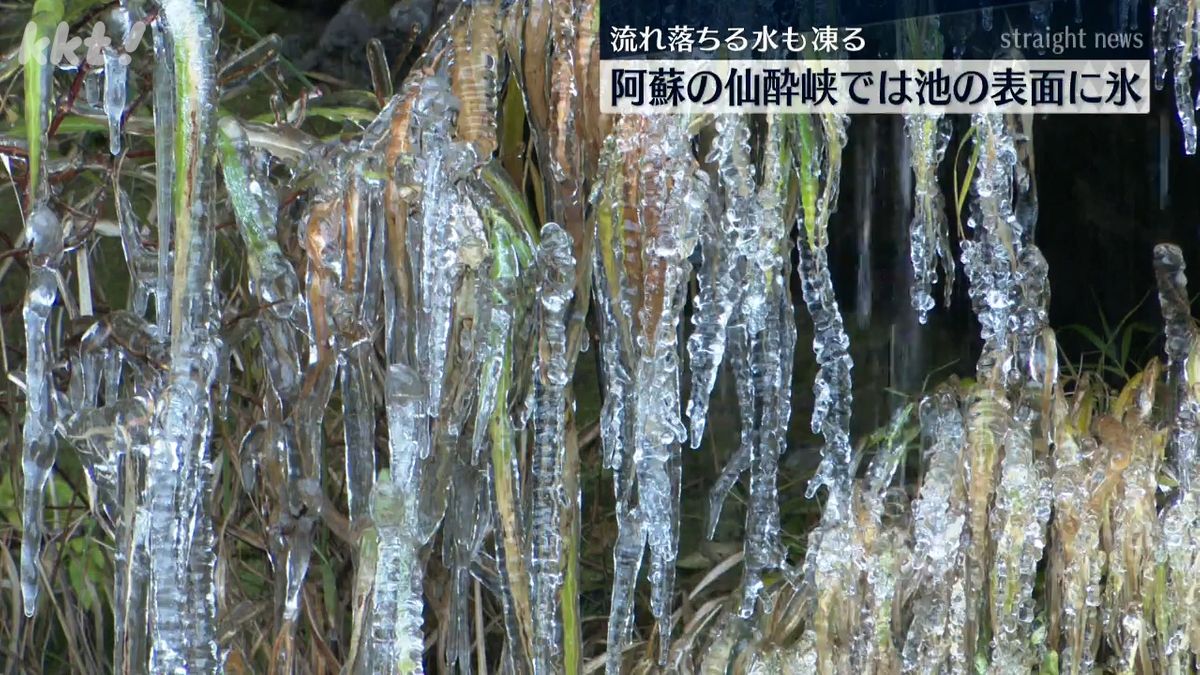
[20,20,147,69]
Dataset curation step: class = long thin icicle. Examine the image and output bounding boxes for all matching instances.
[1154,0,1198,153]
[529,223,576,674]
[1155,243,1198,489]
[905,112,954,322]
[635,116,703,665]
[795,112,854,675]
[797,113,853,516]
[1050,386,1104,675]
[740,117,794,615]
[19,205,62,618]
[1153,242,1200,668]
[962,113,1020,381]
[216,115,310,656]
[368,365,429,674]
[146,0,221,669]
[104,46,128,156]
[151,20,175,336]
[686,114,753,448]
[18,0,62,620]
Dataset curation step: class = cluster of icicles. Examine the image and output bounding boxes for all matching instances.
[1156,0,1200,154]
[12,0,1200,673]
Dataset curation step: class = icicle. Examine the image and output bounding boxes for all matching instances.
[740,116,794,615]
[290,177,341,638]
[1155,244,1198,489]
[147,366,222,672]
[726,292,796,618]
[701,116,793,572]
[1050,389,1104,675]
[17,0,61,619]
[1148,249,1200,669]
[1155,244,1193,374]
[593,114,705,671]
[365,366,429,674]
[439,464,489,674]
[59,397,151,522]
[1154,0,1174,89]
[987,420,1051,671]
[342,348,376,525]
[902,388,969,674]
[216,114,314,653]
[906,113,953,322]
[529,223,576,674]
[217,118,302,399]
[471,165,537,671]
[1010,116,1039,248]
[486,315,535,674]
[1154,0,1198,153]
[794,111,856,674]
[960,386,1007,665]
[801,500,857,674]
[412,80,467,415]
[593,128,637,674]
[473,272,514,460]
[104,47,127,155]
[115,453,152,672]
[113,174,158,312]
[1173,13,1194,152]
[797,113,854,516]
[331,162,386,527]
[445,181,510,453]
[19,205,63,617]
[1015,247,1055,404]
[706,442,751,538]
[962,114,1020,381]
[146,0,221,669]
[151,20,175,335]
[633,117,703,665]
[686,114,752,448]
[902,16,954,324]
[58,351,158,673]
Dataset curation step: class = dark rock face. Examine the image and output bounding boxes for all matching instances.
[287,0,458,86]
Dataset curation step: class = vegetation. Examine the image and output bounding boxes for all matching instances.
[0,1,1199,674]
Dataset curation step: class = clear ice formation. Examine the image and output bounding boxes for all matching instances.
[1154,0,1200,153]
[1155,244,1198,489]
[594,114,706,671]
[145,1,222,670]
[20,205,63,618]
[529,223,576,673]
[905,112,954,323]
[20,3,1200,673]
